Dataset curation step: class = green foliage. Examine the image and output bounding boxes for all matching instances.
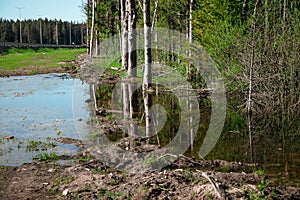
[184,170,193,182]
[49,187,59,194]
[38,153,58,161]
[92,168,104,174]
[199,0,300,113]
[227,111,245,130]
[97,188,125,199]
[0,18,85,44]
[258,180,270,191]
[255,169,265,176]
[26,140,56,152]
[106,113,114,120]
[64,174,73,184]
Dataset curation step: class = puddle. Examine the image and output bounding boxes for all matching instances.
[92,81,300,186]
[0,73,90,166]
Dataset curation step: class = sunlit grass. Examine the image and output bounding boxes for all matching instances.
[0,48,86,70]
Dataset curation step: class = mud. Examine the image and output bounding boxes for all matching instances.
[1,153,299,199]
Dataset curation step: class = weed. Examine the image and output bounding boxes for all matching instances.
[106,191,114,198]
[56,130,62,136]
[27,140,42,151]
[255,169,265,176]
[53,177,61,185]
[258,180,270,191]
[49,187,59,194]
[184,170,193,182]
[142,154,157,167]
[106,113,115,120]
[64,174,73,184]
[195,177,202,184]
[86,155,92,161]
[271,189,276,197]
[205,192,211,199]
[77,157,85,162]
[93,168,104,174]
[38,153,58,161]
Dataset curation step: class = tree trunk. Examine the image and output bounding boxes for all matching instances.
[95,30,98,56]
[86,0,90,54]
[189,0,193,45]
[128,0,137,77]
[55,21,58,45]
[247,0,259,114]
[121,0,128,70]
[143,0,152,89]
[187,0,193,78]
[69,22,72,45]
[242,0,248,21]
[89,0,95,57]
[151,0,159,31]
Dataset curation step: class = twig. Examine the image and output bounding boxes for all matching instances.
[136,0,143,12]
[157,153,178,160]
[196,170,224,199]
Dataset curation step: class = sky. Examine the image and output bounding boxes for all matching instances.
[0,0,86,22]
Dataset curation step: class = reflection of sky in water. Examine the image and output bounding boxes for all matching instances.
[0,74,90,166]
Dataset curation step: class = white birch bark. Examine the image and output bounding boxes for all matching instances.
[89,0,95,57]
[128,0,137,77]
[121,0,128,69]
[142,0,151,89]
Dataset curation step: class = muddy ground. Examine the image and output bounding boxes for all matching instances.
[1,152,300,200]
[0,54,299,199]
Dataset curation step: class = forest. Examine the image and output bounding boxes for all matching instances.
[85,0,300,116]
[0,18,86,45]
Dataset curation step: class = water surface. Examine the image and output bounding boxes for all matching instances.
[0,73,90,166]
[94,82,300,186]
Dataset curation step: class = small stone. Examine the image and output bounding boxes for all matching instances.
[62,189,69,196]
[48,168,56,173]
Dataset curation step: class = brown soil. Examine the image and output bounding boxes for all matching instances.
[1,153,299,200]
[0,54,299,199]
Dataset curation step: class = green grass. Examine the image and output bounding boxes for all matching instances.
[0,48,86,70]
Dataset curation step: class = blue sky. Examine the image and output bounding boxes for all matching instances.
[0,0,86,22]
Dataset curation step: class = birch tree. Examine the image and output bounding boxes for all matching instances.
[120,0,128,70]
[142,0,152,89]
[127,0,137,77]
[89,0,95,57]
[142,0,152,138]
[187,0,193,77]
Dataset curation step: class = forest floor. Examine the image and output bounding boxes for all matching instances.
[0,52,299,199]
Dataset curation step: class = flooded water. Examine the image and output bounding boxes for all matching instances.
[1,73,299,186]
[0,73,90,166]
[93,82,300,187]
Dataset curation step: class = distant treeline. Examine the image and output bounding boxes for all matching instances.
[0,18,87,45]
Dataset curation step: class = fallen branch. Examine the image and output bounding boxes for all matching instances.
[196,170,224,199]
